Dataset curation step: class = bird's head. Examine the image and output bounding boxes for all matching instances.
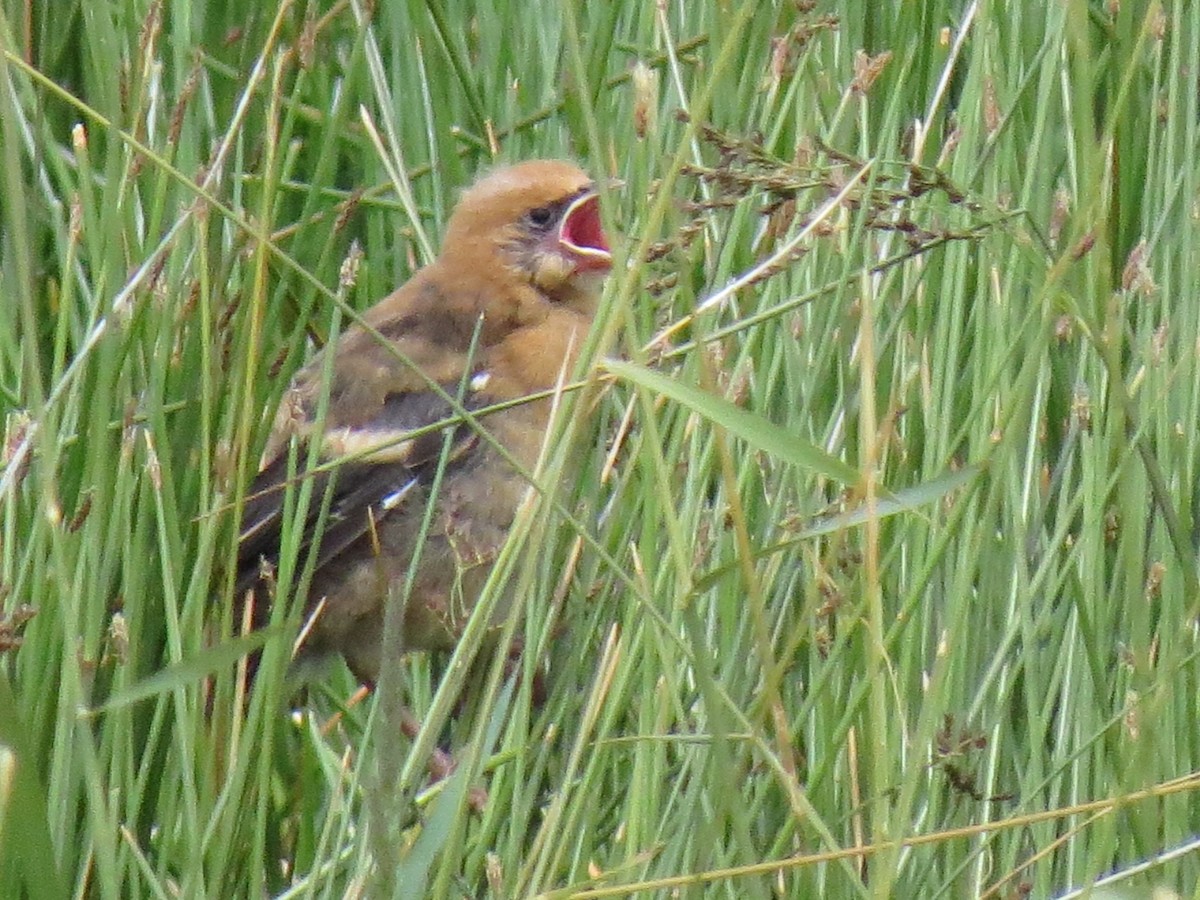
[441,160,613,309]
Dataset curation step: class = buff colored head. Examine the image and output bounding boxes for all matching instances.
[440,160,613,306]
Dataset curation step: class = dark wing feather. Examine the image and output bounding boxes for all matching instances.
[235,382,484,616]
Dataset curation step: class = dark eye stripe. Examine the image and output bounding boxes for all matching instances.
[527,205,556,227]
[523,186,592,234]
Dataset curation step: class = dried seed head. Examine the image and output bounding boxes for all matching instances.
[1120,238,1156,296]
[631,60,657,140]
[851,49,891,95]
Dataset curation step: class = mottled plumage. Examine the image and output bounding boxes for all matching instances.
[238,160,611,683]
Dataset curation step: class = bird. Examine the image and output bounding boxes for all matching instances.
[235,159,613,687]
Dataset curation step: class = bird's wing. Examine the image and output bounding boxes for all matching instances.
[235,336,488,610]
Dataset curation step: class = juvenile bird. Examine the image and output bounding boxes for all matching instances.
[237,159,612,685]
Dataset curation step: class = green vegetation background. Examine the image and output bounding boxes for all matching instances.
[1,1,1198,897]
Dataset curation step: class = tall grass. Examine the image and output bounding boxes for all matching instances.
[1,0,1199,896]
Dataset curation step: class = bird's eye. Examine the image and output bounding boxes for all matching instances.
[526,205,556,229]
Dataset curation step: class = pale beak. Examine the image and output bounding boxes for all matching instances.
[558,192,612,272]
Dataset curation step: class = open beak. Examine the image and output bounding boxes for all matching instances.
[558,192,612,272]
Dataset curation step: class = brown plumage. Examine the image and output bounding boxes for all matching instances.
[237,160,612,684]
